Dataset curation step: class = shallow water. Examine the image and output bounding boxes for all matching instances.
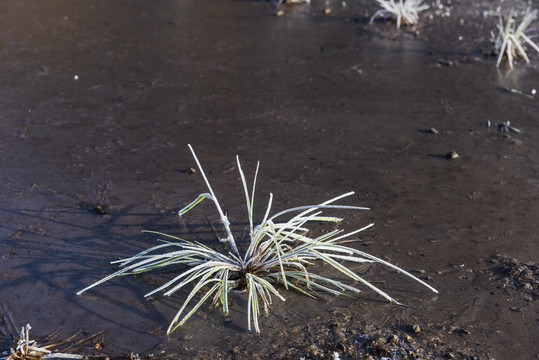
[0,0,538,358]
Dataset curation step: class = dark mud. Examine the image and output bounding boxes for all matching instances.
[1,0,538,359]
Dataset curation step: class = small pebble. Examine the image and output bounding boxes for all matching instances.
[324,8,332,14]
[411,324,421,334]
[387,334,399,344]
[309,344,321,356]
[429,128,439,134]
[275,10,284,16]
[446,151,459,160]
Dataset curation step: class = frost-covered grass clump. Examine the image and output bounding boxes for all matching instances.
[492,9,539,69]
[370,0,429,29]
[78,145,438,334]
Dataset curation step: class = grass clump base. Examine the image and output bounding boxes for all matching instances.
[77,145,438,334]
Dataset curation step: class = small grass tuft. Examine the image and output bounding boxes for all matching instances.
[370,0,429,29]
[77,145,438,334]
[4,324,93,360]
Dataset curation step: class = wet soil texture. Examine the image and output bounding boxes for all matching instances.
[1,0,538,359]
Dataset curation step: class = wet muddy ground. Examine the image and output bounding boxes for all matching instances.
[1,0,538,359]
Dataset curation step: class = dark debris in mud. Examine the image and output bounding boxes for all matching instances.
[192,314,491,360]
[79,202,110,216]
[489,255,538,301]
